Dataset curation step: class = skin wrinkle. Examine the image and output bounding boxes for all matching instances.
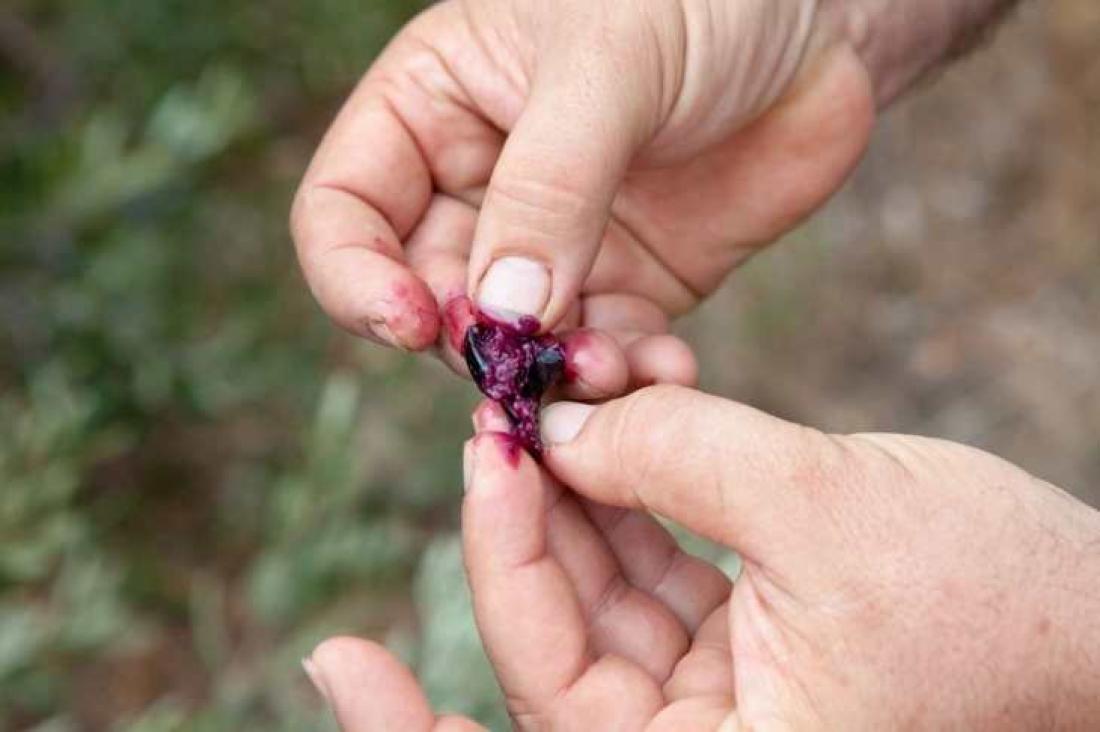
[590,591,645,649]
[842,433,920,486]
[295,0,879,393]
[825,0,1023,105]
[631,0,686,130]
[459,0,531,118]
[669,0,690,126]
[646,539,684,601]
[580,502,730,638]
[607,389,659,510]
[399,37,475,114]
[541,480,698,686]
[590,5,668,142]
[377,92,435,225]
[759,2,818,118]
[484,173,604,239]
[305,90,433,240]
[297,1,1100,727]
[587,576,634,638]
[394,36,511,188]
[301,185,407,252]
[598,506,636,540]
[608,205,706,307]
[732,567,824,727]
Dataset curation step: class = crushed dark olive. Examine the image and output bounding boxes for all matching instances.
[464,315,566,457]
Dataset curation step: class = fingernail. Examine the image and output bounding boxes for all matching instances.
[540,402,596,446]
[477,256,550,320]
[302,656,332,703]
[463,440,476,492]
[367,315,403,350]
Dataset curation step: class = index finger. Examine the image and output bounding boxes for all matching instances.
[290,37,438,349]
[290,87,437,348]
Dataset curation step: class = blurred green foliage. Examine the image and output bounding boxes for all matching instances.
[1,1,746,728]
[0,1,518,729]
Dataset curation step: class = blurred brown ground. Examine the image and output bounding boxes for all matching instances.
[685,1,1100,506]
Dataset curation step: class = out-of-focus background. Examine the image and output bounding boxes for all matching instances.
[1,0,1096,729]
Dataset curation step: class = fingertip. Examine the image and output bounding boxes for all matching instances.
[383,278,442,351]
[309,635,371,674]
[558,329,629,400]
[472,400,511,434]
[625,334,698,388]
[466,431,530,486]
[463,431,545,570]
[310,247,441,350]
[308,636,436,731]
[434,294,477,376]
[441,295,477,353]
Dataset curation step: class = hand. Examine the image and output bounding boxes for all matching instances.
[306,388,1100,730]
[303,398,735,730]
[290,0,875,384]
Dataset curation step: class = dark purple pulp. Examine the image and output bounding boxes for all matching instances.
[464,314,565,457]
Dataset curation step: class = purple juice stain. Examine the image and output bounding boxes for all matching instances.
[464,313,565,457]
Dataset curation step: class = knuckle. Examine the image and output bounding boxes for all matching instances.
[486,173,599,235]
[784,428,859,497]
[605,384,695,488]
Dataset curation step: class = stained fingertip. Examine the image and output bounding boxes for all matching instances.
[383,283,441,351]
[472,400,510,434]
[557,329,629,400]
[472,430,527,476]
[309,247,441,351]
[463,431,544,569]
[363,296,437,351]
[441,294,476,353]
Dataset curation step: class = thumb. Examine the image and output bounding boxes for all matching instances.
[468,48,654,327]
[539,386,844,559]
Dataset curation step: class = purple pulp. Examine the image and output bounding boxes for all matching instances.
[464,315,565,457]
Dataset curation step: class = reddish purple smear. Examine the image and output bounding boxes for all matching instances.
[464,311,565,458]
[443,296,476,352]
[492,432,524,468]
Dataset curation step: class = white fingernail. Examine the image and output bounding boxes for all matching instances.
[540,402,596,446]
[477,257,550,320]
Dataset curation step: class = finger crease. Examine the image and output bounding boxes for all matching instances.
[308,182,405,253]
[610,212,706,304]
[649,546,684,598]
[589,574,632,630]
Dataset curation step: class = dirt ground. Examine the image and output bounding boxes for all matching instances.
[684,1,1100,506]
